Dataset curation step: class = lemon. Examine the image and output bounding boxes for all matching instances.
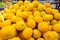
[15,21,27,31]
[51,19,57,25]
[34,15,43,23]
[17,1,23,6]
[22,27,33,39]
[9,37,21,40]
[34,11,40,16]
[43,14,53,21]
[27,37,34,40]
[0,26,16,39]
[53,23,60,32]
[43,31,59,40]
[37,38,44,40]
[38,4,45,11]
[33,29,41,39]
[38,22,51,33]
[27,19,36,29]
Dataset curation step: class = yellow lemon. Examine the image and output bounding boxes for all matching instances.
[27,15,34,20]
[21,11,29,19]
[45,8,52,14]
[9,37,21,40]
[38,22,51,33]
[24,1,30,7]
[43,31,59,40]
[20,5,26,11]
[40,11,46,16]
[15,21,27,31]
[34,11,40,16]
[27,37,35,40]
[43,14,53,21]
[52,9,59,15]
[37,38,44,40]
[26,3,33,11]
[0,26,16,39]
[22,27,33,39]
[34,15,43,23]
[53,23,60,32]
[17,1,23,6]
[51,19,57,25]
[1,19,11,27]
[32,7,37,12]
[45,2,51,8]
[32,1,39,7]
[33,29,41,39]
[38,4,45,11]
[27,19,36,29]
[54,13,60,20]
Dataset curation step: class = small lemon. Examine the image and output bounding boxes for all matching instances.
[40,11,46,16]
[9,37,21,40]
[20,5,26,11]
[32,1,39,7]
[38,22,51,33]
[27,19,36,29]
[38,4,45,11]
[27,15,34,20]
[51,19,57,25]
[26,3,33,11]
[45,8,52,14]
[43,31,59,40]
[22,27,33,39]
[17,1,23,6]
[15,21,27,31]
[45,2,51,8]
[1,19,11,27]
[53,23,60,32]
[43,14,53,21]
[37,38,44,40]
[33,29,41,39]
[32,7,37,12]
[24,1,30,7]
[34,15,43,23]
[54,13,60,20]
[27,37,34,40]
[34,11,40,16]
[52,9,59,15]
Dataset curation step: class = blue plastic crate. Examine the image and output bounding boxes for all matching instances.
[0,8,4,11]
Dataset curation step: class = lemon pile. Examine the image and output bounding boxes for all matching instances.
[0,1,60,40]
